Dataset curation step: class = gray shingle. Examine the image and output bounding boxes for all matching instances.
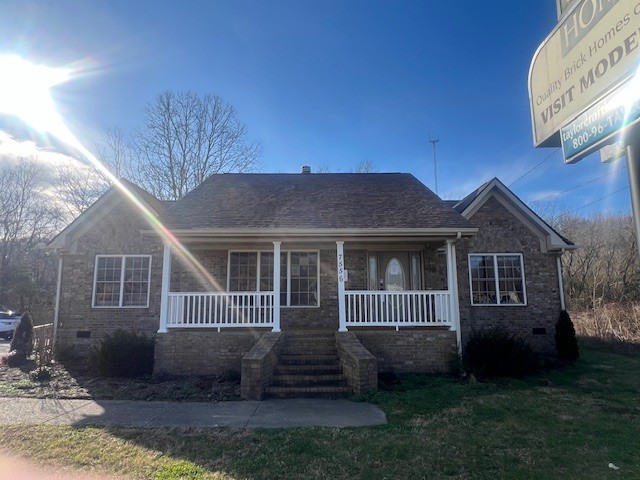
[166,173,472,230]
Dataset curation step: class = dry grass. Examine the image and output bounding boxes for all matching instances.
[572,303,640,352]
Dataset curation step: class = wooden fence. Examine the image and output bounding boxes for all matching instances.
[33,323,54,366]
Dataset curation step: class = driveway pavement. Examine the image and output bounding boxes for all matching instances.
[0,397,387,429]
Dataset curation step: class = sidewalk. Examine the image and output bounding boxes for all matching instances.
[0,397,387,429]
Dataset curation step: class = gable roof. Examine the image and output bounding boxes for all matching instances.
[452,177,575,251]
[165,173,474,231]
[47,179,173,251]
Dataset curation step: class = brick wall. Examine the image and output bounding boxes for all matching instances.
[456,195,562,353]
[56,201,163,356]
[170,250,227,292]
[155,329,266,375]
[354,329,456,373]
[280,247,339,330]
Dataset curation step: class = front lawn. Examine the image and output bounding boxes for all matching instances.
[1,347,638,479]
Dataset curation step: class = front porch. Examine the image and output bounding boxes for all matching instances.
[157,240,461,335]
[154,238,462,398]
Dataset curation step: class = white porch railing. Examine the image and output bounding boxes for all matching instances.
[345,290,452,328]
[167,292,274,328]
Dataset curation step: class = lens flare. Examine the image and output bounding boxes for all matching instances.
[0,54,221,292]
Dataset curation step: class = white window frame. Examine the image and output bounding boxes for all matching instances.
[92,255,152,308]
[227,250,320,308]
[468,253,527,307]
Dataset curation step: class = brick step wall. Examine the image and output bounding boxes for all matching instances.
[265,330,352,399]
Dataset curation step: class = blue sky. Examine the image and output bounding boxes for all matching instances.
[0,0,633,215]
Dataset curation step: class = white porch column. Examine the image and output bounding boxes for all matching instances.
[446,240,462,351]
[52,255,63,349]
[446,240,462,352]
[158,243,172,333]
[337,241,347,332]
[272,241,281,332]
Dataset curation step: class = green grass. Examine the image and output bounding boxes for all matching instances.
[1,347,638,479]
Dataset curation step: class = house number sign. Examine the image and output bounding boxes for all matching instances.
[338,253,345,283]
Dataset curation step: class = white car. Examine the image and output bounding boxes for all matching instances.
[0,310,22,340]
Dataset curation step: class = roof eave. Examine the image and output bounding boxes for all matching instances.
[141,227,479,239]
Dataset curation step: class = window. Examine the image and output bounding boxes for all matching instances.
[469,254,526,306]
[289,252,318,306]
[93,255,151,308]
[228,251,319,307]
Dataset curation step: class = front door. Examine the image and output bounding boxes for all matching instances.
[378,253,411,291]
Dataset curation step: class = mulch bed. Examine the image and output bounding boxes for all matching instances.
[0,358,240,402]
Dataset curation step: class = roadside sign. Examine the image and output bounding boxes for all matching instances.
[561,77,640,163]
[529,0,640,148]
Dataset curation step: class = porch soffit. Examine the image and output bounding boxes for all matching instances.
[140,227,478,245]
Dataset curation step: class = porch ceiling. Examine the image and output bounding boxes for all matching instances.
[141,227,478,245]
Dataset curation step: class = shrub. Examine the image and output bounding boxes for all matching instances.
[9,312,34,362]
[30,366,53,382]
[555,310,579,361]
[463,327,538,379]
[2,350,25,367]
[90,330,155,377]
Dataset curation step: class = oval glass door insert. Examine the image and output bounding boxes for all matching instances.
[385,258,405,291]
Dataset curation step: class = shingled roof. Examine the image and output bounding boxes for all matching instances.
[165,173,473,231]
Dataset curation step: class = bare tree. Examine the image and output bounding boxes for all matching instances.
[130,91,262,200]
[0,159,61,309]
[554,213,640,309]
[95,127,132,179]
[53,163,110,219]
[313,161,378,174]
[351,160,377,173]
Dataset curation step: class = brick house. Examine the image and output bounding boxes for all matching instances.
[47,171,574,399]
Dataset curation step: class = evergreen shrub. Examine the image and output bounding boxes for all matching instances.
[9,312,34,364]
[90,329,155,377]
[555,310,580,361]
[463,326,538,379]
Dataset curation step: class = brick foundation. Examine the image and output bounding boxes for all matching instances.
[354,328,457,373]
[154,329,267,375]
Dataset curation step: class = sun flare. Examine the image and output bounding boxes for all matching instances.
[0,54,221,292]
[0,55,72,139]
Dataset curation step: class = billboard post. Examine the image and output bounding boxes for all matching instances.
[626,139,640,256]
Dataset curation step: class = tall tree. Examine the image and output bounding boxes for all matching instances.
[0,159,61,310]
[131,91,262,200]
[54,162,110,219]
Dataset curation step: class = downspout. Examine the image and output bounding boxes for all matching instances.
[556,250,566,311]
[53,254,63,350]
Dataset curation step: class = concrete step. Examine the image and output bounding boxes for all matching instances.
[271,373,347,386]
[265,385,352,399]
[282,345,338,356]
[274,364,342,374]
[279,354,340,365]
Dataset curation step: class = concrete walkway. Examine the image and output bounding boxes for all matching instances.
[0,397,387,429]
